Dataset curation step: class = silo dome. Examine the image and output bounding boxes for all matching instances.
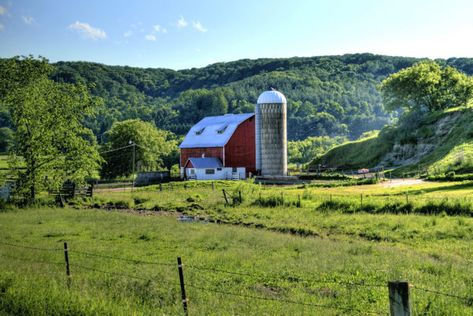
[255,89,287,176]
[257,90,287,104]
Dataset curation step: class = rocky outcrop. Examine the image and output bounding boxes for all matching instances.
[379,112,462,168]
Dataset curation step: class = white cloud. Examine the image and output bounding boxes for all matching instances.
[192,21,207,32]
[68,21,106,40]
[22,16,34,25]
[177,15,187,28]
[0,23,4,31]
[152,24,167,34]
[0,6,6,16]
[123,30,133,38]
[145,34,156,41]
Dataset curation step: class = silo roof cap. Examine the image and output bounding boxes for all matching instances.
[257,90,287,104]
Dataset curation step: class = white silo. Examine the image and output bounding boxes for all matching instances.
[256,89,287,176]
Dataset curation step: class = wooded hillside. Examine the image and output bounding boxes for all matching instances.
[3,54,473,143]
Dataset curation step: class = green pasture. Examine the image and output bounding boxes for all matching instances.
[1,179,473,315]
[1,207,473,315]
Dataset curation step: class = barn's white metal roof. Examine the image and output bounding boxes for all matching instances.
[179,113,254,148]
[257,90,287,104]
[186,157,223,168]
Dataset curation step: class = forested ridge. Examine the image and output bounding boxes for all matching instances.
[4,53,473,144]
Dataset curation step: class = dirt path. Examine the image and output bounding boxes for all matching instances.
[381,178,425,188]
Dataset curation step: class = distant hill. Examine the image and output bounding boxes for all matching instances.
[50,54,422,140]
[310,105,473,176]
[4,53,473,142]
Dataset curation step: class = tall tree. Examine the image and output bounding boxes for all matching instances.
[380,61,473,112]
[0,56,102,202]
[101,119,177,178]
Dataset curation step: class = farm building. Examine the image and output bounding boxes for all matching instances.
[179,113,256,180]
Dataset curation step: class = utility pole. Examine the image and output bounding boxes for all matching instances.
[129,141,135,191]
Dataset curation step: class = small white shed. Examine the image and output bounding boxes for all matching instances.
[184,157,246,180]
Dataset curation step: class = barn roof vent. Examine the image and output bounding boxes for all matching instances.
[217,124,228,134]
[195,127,205,135]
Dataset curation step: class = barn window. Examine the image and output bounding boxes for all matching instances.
[205,169,215,174]
[217,168,222,171]
[195,127,205,135]
[217,125,228,134]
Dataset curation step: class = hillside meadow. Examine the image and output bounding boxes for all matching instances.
[1,180,473,315]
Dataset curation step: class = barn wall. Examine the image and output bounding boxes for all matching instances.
[180,147,223,167]
[185,167,246,180]
[224,116,256,173]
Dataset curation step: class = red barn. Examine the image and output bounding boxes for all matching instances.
[179,113,256,179]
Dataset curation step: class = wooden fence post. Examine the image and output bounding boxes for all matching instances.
[388,281,411,316]
[239,190,242,204]
[222,189,229,205]
[177,257,189,316]
[360,193,363,207]
[212,181,215,191]
[63,242,71,287]
[405,193,409,204]
[159,182,163,192]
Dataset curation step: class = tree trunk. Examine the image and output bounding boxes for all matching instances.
[30,183,35,201]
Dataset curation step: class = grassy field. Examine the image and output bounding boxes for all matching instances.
[2,180,473,315]
[0,155,8,169]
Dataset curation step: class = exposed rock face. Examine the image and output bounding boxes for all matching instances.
[379,112,462,168]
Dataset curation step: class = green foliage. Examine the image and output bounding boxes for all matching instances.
[0,56,102,202]
[42,54,427,141]
[312,103,473,175]
[4,55,473,143]
[175,88,228,124]
[311,129,395,170]
[288,136,346,164]
[101,119,178,178]
[380,61,473,112]
[0,127,14,153]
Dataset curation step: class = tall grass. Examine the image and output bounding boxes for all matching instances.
[1,207,473,315]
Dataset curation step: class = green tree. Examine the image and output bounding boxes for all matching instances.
[176,88,228,123]
[288,136,346,164]
[0,56,102,202]
[101,119,177,178]
[0,127,14,153]
[380,61,473,112]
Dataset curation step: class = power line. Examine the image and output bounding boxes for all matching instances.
[100,144,134,154]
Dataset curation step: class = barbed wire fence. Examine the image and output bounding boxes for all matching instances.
[1,240,472,315]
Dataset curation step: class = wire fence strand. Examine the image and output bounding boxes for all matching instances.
[0,252,64,266]
[414,286,473,303]
[0,241,62,252]
[186,283,382,315]
[72,250,174,267]
[74,263,154,281]
[185,263,386,288]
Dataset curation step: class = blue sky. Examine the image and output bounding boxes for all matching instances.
[0,0,472,69]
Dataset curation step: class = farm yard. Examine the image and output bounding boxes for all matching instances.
[3,3,473,315]
[2,179,473,315]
